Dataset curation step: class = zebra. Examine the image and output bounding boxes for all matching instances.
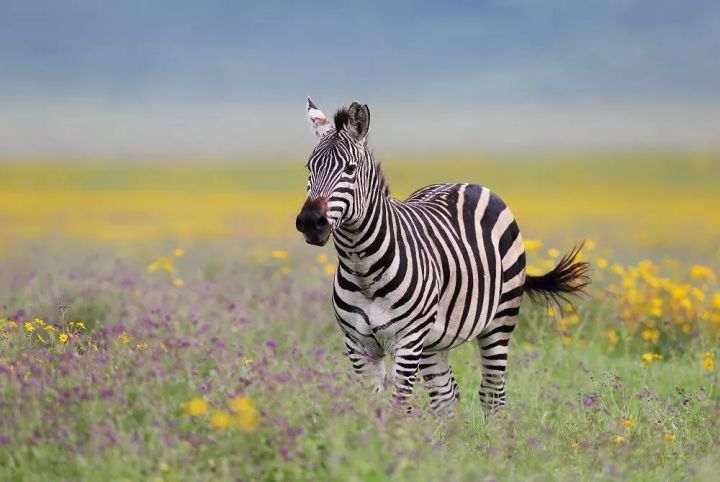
[296,98,590,414]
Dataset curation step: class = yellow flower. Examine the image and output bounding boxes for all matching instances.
[210,410,233,430]
[8,320,17,329]
[596,257,608,269]
[24,322,34,332]
[149,257,175,273]
[117,332,131,345]
[702,352,715,371]
[43,324,56,332]
[584,239,596,251]
[173,278,184,287]
[641,328,660,343]
[173,248,185,257]
[663,433,675,442]
[641,352,662,367]
[691,287,705,302]
[243,356,253,365]
[561,336,572,346]
[523,239,542,252]
[607,329,619,345]
[236,410,259,433]
[690,265,716,282]
[75,321,86,330]
[611,264,625,276]
[159,462,170,472]
[230,395,254,412]
[621,417,635,428]
[571,441,581,449]
[613,435,625,444]
[59,333,69,343]
[183,397,208,417]
[324,264,335,276]
[713,293,720,310]
[317,253,329,264]
[34,318,45,326]
[270,250,288,260]
[547,248,560,258]
[230,395,260,432]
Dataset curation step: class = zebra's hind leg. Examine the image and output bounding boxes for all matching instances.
[419,350,459,415]
[345,335,386,392]
[476,308,520,414]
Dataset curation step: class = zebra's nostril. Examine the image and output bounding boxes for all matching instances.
[315,216,329,229]
[295,214,304,232]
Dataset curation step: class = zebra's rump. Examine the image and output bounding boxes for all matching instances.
[402,183,526,352]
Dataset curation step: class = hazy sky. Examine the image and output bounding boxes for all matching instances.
[1,0,719,157]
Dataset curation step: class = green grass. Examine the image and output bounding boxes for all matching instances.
[1,243,718,481]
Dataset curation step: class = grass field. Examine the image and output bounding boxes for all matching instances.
[1,152,719,481]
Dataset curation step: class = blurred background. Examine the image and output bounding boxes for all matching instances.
[1,0,719,256]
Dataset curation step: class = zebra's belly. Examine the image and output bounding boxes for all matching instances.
[423,259,503,352]
[333,289,437,354]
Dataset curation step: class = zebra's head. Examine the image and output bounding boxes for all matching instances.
[296,98,371,246]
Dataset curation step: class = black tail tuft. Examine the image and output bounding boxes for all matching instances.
[524,243,591,311]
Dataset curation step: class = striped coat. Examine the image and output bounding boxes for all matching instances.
[296,99,589,413]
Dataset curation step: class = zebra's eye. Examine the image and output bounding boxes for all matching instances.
[344,164,357,175]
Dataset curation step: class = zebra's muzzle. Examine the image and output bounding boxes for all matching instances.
[296,198,331,246]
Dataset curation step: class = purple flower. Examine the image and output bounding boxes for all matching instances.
[265,340,278,349]
[288,427,304,438]
[528,437,541,449]
[582,394,597,407]
[99,388,113,399]
[0,435,9,446]
[374,407,384,423]
[106,428,118,445]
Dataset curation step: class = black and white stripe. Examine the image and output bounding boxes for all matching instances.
[297,99,590,414]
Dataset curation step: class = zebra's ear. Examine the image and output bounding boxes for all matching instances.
[307,97,331,139]
[346,102,370,143]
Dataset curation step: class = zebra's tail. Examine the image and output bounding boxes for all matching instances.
[524,243,591,310]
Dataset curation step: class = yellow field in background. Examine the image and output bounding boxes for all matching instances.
[1,151,719,254]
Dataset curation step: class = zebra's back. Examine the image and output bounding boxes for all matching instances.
[401,183,526,352]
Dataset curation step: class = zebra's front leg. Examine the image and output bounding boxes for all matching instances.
[419,350,460,415]
[345,335,386,392]
[390,335,425,405]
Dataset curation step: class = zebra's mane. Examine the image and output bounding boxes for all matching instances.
[333,108,389,197]
[333,108,350,133]
[374,160,390,197]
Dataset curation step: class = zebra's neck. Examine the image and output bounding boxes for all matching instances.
[333,160,396,277]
